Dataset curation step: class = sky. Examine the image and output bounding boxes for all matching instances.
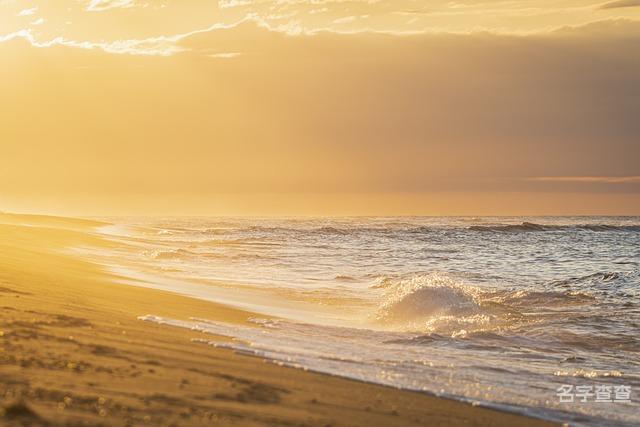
[1,0,639,216]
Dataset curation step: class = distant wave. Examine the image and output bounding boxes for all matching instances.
[199,238,282,247]
[334,275,359,282]
[158,221,640,237]
[551,271,621,287]
[157,227,233,236]
[151,248,195,260]
[468,222,547,232]
[548,271,640,298]
[469,222,640,232]
[239,225,436,236]
[151,248,273,261]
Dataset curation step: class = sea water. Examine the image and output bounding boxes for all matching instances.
[85,217,640,426]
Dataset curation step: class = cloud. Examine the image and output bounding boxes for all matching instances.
[85,0,136,12]
[1,18,639,196]
[527,177,640,184]
[520,177,640,194]
[208,52,242,59]
[0,15,257,56]
[548,18,640,38]
[599,0,640,9]
[218,0,251,9]
[0,28,186,56]
[175,19,640,190]
[18,7,37,16]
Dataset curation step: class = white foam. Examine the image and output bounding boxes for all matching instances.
[138,314,610,427]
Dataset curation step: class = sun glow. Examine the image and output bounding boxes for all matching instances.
[1,1,639,215]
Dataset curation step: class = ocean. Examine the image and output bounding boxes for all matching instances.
[82,216,640,426]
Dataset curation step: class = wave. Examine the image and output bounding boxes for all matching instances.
[492,289,595,307]
[243,225,384,235]
[469,222,547,232]
[198,238,281,247]
[232,224,436,236]
[316,226,351,235]
[150,221,640,238]
[150,224,240,237]
[550,271,621,287]
[182,222,640,236]
[372,272,598,334]
[334,275,359,282]
[468,222,640,233]
[373,273,504,333]
[549,271,640,299]
[150,248,196,260]
[154,249,277,263]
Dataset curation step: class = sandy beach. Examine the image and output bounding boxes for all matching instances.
[0,213,559,426]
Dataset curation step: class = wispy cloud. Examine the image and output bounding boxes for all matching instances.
[86,0,136,12]
[599,0,640,9]
[527,176,640,183]
[2,14,640,58]
[208,52,242,59]
[0,29,185,56]
[0,17,257,56]
[218,0,251,9]
[18,7,38,16]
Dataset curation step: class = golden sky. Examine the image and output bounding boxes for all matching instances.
[1,0,639,215]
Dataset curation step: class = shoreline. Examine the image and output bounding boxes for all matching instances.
[0,213,559,426]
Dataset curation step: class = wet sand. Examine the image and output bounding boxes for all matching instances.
[0,213,559,426]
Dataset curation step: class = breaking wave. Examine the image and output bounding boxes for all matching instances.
[372,272,597,334]
[373,273,509,334]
